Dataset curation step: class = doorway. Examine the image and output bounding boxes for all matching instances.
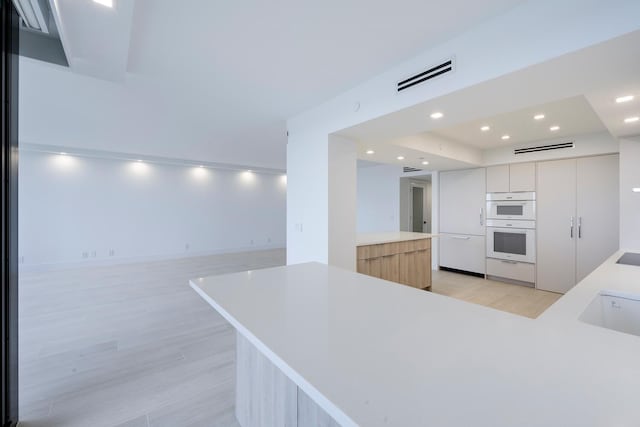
[401,176,432,234]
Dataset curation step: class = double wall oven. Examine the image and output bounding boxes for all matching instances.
[486,193,536,264]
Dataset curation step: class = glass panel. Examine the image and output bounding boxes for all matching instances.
[494,232,527,255]
[497,205,523,216]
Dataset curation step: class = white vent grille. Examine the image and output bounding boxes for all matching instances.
[403,167,423,173]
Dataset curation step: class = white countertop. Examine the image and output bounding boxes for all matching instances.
[356,231,435,246]
[190,252,640,427]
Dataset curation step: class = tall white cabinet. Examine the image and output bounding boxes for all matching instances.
[439,168,486,274]
[536,155,619,293]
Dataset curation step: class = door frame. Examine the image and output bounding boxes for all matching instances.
[408,182,428,233]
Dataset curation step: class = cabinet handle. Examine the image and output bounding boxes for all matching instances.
[480,208,484,226]
[578,216,582,239]
[570,216,574,239]
[451,236,471,240]
[501,260,518,264]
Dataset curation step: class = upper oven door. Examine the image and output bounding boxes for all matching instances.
[487,227,536,263]
[486,200,536,220]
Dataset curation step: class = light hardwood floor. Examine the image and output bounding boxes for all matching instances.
[431,270,562,319]
[19,252,561,427]
[19,249,286,427]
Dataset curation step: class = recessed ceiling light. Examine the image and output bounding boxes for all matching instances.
[136,159,143,162]
[534,114,545,120]
[616,95,635,103]
[480,125,490,132]
[198,165,204,168]
[501,135,510,140]
[93,0,113,7]
[59,152,66,155]
[397,156,405,160]
[366,150,375,155]
[422,161,429,165]
[247,170,253,173]
[550,126,560,131]
[624,116,639,123]
[430,112,444,119]
[632,188,640,193]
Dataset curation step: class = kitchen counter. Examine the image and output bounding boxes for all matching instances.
[190,252,640,427]
[356,231,435,246]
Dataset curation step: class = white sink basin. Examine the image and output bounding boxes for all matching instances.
[580,290,640,337]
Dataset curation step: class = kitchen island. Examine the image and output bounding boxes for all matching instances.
[190,251,640,426]
[357,232,434,290]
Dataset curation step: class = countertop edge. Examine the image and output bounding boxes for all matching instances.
[188,276,358,427]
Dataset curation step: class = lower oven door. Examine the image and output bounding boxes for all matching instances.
[487,227,536,263]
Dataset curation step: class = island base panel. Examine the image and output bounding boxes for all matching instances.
[235,332,340,427]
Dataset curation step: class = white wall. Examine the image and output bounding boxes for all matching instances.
[286,0,640,266]
[357,164,402,233]
[620,137,640,249]
[19,150,286,270]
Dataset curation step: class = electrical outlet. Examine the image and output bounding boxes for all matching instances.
[250,239,254,245]
[109,249,115,257]
[295,223,303,232]
[267,237,271,243]
[19,256,24,264]
[185,243,190,251]
[82,252,89,259]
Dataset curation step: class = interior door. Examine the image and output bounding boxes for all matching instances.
[537,159,577,293]
[576,155,619,282]
[411,186,424,232]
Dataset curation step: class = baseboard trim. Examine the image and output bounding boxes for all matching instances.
[439,266,485,278]
[19,245,286,273]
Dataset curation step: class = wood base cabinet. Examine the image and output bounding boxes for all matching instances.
[357,239,431,290]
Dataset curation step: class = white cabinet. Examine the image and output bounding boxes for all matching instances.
[440,234,486,274]
[486,163,535,193]
[440,168,486,236]
[486,165,509,193]
[536,155,619,294]
[439,168,486,274]
[509,162,536,192]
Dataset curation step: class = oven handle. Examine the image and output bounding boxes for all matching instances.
[451,236,471,240]
[501,260,518,264]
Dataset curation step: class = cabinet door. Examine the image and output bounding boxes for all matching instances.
[486,165,509,193]
[509,162,536,192]
[439,233,486,274]
[536,159,576,293]
[576,155,619,282]
[440,168,486,236]
[380,254,399,283]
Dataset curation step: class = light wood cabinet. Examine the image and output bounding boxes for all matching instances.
[536,155,619,293]
[486,162,535,193]
[357,239,431,290]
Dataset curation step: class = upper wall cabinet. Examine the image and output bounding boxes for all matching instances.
[486,162,536,193]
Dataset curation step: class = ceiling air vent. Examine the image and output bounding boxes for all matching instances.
[397,58,454,92]
[403,167,423,173]
[514,142,574,155]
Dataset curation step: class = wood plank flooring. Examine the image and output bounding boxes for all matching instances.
[431,270,562,319]
[19,252,561,427]
[19,250,286,427]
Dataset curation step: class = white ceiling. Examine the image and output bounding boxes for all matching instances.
[22,0,527,169]
[432,96,607,148]
[340,30,640,168]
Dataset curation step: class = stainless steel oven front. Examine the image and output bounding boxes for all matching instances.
[486,192,536,221]
[486,219,536,263]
